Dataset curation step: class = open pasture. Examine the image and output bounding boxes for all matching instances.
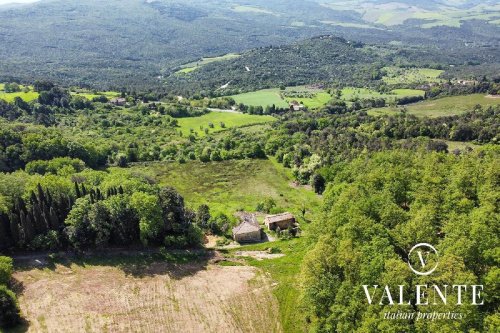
[176,53,241,74]
[0,91,39,103]
[70,90,120,100]
[230,89,289,108]
[0,84,39,102]
[340,87,424,102]
[368,94,500,118]
[176,111,275,137]
[127,159,321,217]
[282,86,332,109]
[382,67,444,85]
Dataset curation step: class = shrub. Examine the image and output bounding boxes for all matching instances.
[0,256,13,285]
[0,285,21,328]
[29,231,61,251]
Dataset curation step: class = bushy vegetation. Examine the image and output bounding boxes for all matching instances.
[0,166,204,252]
[301,148,499,332]
[0,256,20,328]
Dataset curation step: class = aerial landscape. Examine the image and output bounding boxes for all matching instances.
[0,0,498,332]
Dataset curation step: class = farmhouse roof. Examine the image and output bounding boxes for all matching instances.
[265,212,294,223]
[233,221,260,235]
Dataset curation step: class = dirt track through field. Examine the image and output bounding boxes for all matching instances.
[14,262,282,333]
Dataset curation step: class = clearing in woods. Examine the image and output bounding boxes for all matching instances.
[382,67,444,84]
[230,89,290,108]
[176,53,241,74]
[0,84,39,102]
[10,253,282,333]
[176,111,276,137]
[340,87,425,102]
[230,86,332,109]
[368,93,500,117]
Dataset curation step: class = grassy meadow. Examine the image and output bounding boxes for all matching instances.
[176,111,275,137]
[282,86,332,109]
[0,84,39,102]
[176,53,241,74]
[70,90,120,100]
[126,158,321,217]
[340,86,424,102]
[231,86,332,109]
[230,89,289,108]
[382,67,444,84]
[368,94,500,117]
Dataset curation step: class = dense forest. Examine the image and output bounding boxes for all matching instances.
[166,35,500,95]
[302,148,499,332]
[0,1,498,90]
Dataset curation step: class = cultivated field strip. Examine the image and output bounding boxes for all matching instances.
[14,263,282,333]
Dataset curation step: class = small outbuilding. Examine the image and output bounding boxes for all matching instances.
[289,100,305,111]
[109,97,126,106]
[232,217,261,243]
[264,212,295,231]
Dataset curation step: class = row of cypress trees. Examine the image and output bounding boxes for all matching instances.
[0,183,123,251]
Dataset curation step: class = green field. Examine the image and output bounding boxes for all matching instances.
[176,53,241,74]
[368,94,500,118]
[231,86,333,109]
[230,89,289,108]
[176,111,275,137]
[70,90,120,100]
[0,84,39,102]
[340,87,424,102]
[382,67,444,85]
[127,158,320,219]
[282,86,332,109]
[0,90,39,102]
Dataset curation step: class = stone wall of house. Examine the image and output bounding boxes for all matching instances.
[234,230,261,243]
[266,218,294,231]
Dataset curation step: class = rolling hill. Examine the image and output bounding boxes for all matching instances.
[0,0,498,89]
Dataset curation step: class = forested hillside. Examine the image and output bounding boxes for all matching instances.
[166,34,500,95]
[0,0,498,89]
[0,1,498,332]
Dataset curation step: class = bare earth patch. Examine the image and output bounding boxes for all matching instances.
[14,262,282,333]
[234,251,285,261]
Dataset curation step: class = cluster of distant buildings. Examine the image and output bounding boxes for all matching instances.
[232,212,296,243]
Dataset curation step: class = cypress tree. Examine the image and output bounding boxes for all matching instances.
[37,183,46,204]
[75,182,81,198]
[9,212,20,245]
[30,190,38,205]
[81,184,87,196]
[32,203,44,234]
[0,214,13,250]
[49,206,60,230]
[118,186,124,194]
[20,210,35,244]
[46,190,53,207]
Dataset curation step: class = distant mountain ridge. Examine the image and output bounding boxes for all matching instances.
[0,0,497,89]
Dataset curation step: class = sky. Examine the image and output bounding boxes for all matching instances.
[0,0,40,5]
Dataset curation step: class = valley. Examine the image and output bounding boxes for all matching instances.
[0,1,498,333]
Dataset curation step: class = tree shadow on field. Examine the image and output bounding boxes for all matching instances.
[2,318,29,333]
[13,248,216,280]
